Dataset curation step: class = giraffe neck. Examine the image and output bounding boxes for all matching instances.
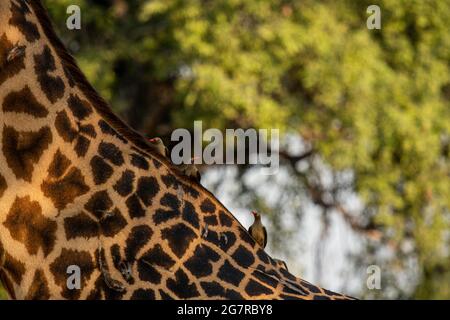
[0,0,168,299]
[0,0,92,169]
[0,0,155,225]
[0,0,158,152]
[0,0,351,300]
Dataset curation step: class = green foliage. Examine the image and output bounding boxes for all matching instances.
[38,0,449,298]
[0,287,7,300]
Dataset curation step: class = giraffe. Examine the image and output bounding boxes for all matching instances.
[0,0,353,300]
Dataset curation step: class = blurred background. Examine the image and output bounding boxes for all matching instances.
[2,0,449,299]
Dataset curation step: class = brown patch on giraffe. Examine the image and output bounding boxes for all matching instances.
[34,45,65,103]
[2,251,26,289]
[204,214,218,226]
[137,260,162,285]
[219,231,236,252]
[152,159,162,169]
[50,248,95,299]
[98,142,125,166]
[79,123,97,138]
[251,269,279,290]
[282,282,309,297]
[90,156,113,185]
[130,289,155,300]
[84,190,113,220]
[130,153,149,170]
[140,244,175,269]
[110,245,136,285]
[0,174,7,199]
[161,192,180,210]
[200,281,243,299]
[161,223,196,258]
[153,193,181,224]
[159,289,175,299]
[55,113,93,159]
[110,245,122,269]
[25,269,50,300]
[46,148,71,177]
[74,135,91,157]
[55,110,77,142]
[98,120,128,144]
[182,201,199,229]
[199,281,224,298]
[62,64,75,87]
[200,198,216,213]
[113,170,135,197]
[125,194,146,218]
[245,279,273,296]
[203,229,220,246]
[217,260,245,287]
[2,126,52,182]
[166,269,200,299]
[64,211,99,240]
[88,274,126,300]
[67,94,93,120]
[86,282,103,300]
[219,210,233,227]
[100,208,127,237]
[299,279,322,294]
[153,208,180,225]
[3,196,57,257]
[161,174,177,188]
[256,248,270,264]
[278,267,298,283]
[125,225,153,262]
[136,176,159,206]
[9,0,40,43]
[231,245,255,268]
[41,149,90,210]
[3,86,49,118]
[184,245,220,278]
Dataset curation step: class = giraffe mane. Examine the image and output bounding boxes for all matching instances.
[29,0,163,161]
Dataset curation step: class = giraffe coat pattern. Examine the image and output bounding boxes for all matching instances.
[0,0,352,300]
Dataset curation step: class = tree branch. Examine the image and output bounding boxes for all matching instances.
[279,150,382,239]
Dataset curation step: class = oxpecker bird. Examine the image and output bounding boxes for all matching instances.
[177,158,201,183]
[147,137,169,158]
[248,211,267,248]
[274,258,289,271]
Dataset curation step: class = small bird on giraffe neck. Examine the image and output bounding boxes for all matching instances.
[176,158,201,183]
[147,137,169,158]
[248,211,267,248]
[147,137,201,183]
